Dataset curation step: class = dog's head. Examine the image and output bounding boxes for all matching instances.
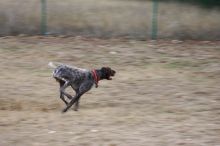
[101,67,116,80]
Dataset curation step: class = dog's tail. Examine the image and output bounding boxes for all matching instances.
[48,62,62,68]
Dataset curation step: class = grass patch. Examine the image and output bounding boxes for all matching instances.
[164,60,199,69]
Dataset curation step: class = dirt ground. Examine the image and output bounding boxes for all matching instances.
[0,36,220,146]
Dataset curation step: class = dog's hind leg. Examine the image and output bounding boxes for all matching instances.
[55,76,73,101]
[59,81,68,105]
[62,93,82,113]
[59,81,74,105]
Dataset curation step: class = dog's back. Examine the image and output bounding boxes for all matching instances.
[53,65,87,81]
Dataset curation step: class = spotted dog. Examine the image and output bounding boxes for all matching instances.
[48,62,116,113]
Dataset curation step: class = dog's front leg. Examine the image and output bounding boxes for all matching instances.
[62,93,81,113]
[70,87,80,111]
[72,81,93,111]
[73,99,80,111]
[62,81,93,113]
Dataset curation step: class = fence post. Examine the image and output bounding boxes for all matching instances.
[151,0,158,40]
[41,0,47,35]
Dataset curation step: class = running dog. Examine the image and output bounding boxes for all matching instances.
[48,62,116,113]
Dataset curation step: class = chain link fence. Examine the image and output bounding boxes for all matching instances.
[0,0,219,40]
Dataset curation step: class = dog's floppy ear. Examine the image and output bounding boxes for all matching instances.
[101,67,106,71]
[101,67,111,73]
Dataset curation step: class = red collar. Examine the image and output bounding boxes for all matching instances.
[91,69,99,88]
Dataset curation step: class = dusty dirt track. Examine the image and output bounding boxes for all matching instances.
[0,37,220,146]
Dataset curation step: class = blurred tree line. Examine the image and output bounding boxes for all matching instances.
[159,0,220,8]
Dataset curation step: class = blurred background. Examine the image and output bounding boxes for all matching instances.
[0,0,219,40]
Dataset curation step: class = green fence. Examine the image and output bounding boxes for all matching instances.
[151,0,159,40]
[41,0,47,35]
[162,0,220,8]
[0,0,220,40]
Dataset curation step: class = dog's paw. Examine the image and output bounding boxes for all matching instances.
[62,108,67,113]
[73,107,79,111]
